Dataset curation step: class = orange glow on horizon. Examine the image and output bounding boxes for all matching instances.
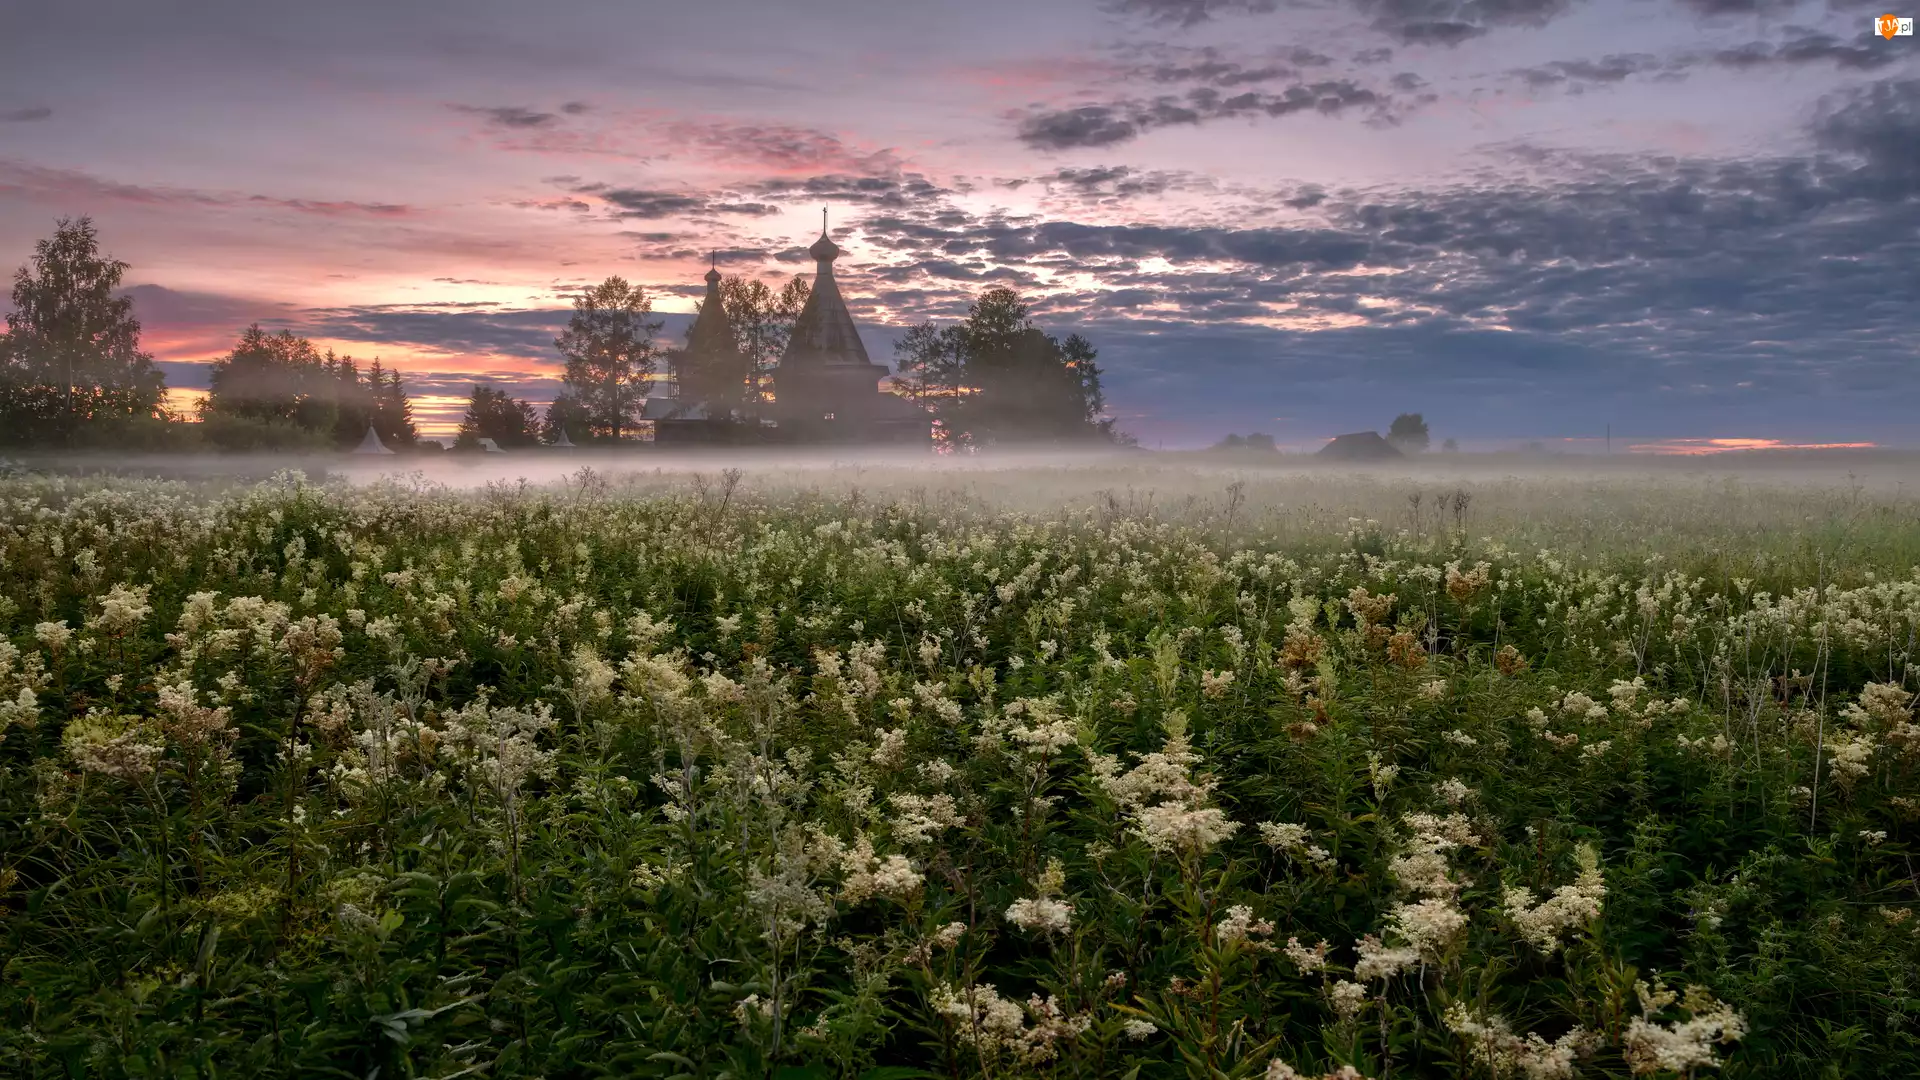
[1628,437,1879,455]
[163,387,208,417]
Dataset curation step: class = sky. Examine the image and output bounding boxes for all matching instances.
[0,0,1914,449]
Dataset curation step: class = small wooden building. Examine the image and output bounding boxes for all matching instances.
[1317,431,1403,461]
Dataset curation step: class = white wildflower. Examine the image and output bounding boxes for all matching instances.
[1006,897,1074,935]
[1387,896,1469,958]
[1215,904,1276,949]
[1352,934,1420,982]
[1285,936,1331,973]
[1502,843,1607,955]
[1329,980,1369,1019]
[63,710,163,781]
[1445,1004,1597,1080]
[1621,986,1746,1076]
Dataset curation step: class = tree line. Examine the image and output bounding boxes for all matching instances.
[1,217,1124,451]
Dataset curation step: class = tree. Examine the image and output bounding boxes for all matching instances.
[893,287,1117,448]
[719,273,809,407]
[455,384,540,449]
[890,322,967,406]
[368,361,417,448]
[554,277,662,442]
[202,325,334,430]
[1388,412,1430,453]
[201,326,414,449]
[322,350,374,447]
[542,392,591,445]
[1442,438,1460,453]
[0,217,168,446]
[1215,433,1275,452]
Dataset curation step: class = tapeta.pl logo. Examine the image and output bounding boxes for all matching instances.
[1877,14,1914,37]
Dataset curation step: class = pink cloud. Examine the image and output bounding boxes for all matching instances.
[0,160,416,217]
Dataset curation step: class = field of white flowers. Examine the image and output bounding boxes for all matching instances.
[1,459,1917,1079]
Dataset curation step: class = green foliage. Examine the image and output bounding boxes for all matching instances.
[202,328,416,450]
[725,274,812,407]
[555,277,665,442]
[0,217,169,447]
[893,288,1115,448]
[1386,415,1430,455]
[674,274,810,415]
[455,384,541,450]
[541,392,591,446]
[0,469,1915,1078]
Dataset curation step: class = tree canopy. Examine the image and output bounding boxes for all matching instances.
[892,287,1116,448]
[0,217,168,446]
[554,277,662,441]
[200,326,415,450]
[1388,412,1431,453]
[541,393,590,446]
[670,273,811,417]
[456,384,540,449]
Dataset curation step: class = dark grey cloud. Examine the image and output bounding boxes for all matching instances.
[1153,0,1582,46]
[1671,0,1796,15]
[836,75,1916,440]
[299,303,577,359]
[1810,76,1920,198]
[1016,80,1392,149]
[1512,53,1670,89]
[451,104,564,128]
[661,122,901,176]
[1024,165,1215,201]
[1316,0,1581,45]
[707,201,781,216]
[1506,28,1911,98]
[1121,43,1336,86]
[1100,0,1281,27]
[1016,106,1140,150]
[595,189,709,218]
[554,181,790,220]
[861,214,1376,270]
[119,284,294,335]
[508,196,593,213]
[740,173,954,210]
[1708,27,1910,72]
[1,107,51,123]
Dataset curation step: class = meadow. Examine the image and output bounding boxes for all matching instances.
[1,456,1918,1079]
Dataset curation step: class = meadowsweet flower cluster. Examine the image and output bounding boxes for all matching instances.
[1501,842,1607,955]
[0,465,1913,1077]
[1621,982,1748,1076]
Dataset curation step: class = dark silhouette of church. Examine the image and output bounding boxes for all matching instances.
[650,214,930,447]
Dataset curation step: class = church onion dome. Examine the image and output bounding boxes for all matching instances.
[807,232,840,262]
[686,252,739,356]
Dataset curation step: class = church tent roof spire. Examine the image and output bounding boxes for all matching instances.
[785,206,869,368]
